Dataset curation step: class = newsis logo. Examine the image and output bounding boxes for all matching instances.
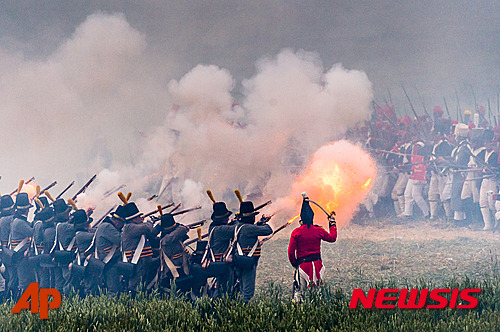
[349,288,481,309]
[11,283,61,319]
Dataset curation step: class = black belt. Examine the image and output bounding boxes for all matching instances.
[296,253,321,265]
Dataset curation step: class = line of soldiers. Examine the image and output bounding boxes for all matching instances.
[0,187,274,303]
[348,104,500,231]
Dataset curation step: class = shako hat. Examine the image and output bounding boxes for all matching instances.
[239,201,259,218]
[35,196,49,214]
[38,206,55,223]
[160,213,175,230]
[53,198,71,215]
[1,195,15,211]
[111,205,126,221]
[300,192,314,227]
[211,202,232,221]
[15,193,32,209]
[121,202,142,222]
[71,209,91,226]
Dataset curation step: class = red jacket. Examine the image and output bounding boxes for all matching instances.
[288,224,337,266]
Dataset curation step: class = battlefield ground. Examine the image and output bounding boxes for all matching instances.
[1,217,498,331]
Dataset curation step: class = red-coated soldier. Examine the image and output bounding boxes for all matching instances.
[287,192,337,301]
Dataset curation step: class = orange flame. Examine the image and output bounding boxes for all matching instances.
[289,140,376,228]
[21,181,38,200]
[287,214,300,224]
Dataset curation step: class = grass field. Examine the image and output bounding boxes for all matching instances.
[0,219,498,331]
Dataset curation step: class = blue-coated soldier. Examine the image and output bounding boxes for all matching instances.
[232,195,272,303]
[72,209,95,295]
[121,202,157,292]
[9,193,34,297]
[0,194,17,297]
[203,190,235,297]
[31,197,51,288]
[94,206,124,295]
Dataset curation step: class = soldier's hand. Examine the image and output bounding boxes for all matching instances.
[328,216,336,228]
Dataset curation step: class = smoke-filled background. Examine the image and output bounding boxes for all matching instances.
[0,2,498,223]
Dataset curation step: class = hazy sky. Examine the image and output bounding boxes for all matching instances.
[1,1,499,108]
[0,1,499,198]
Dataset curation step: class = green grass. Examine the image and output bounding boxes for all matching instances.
[0,275,498,332]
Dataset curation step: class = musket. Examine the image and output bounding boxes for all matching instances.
[90,205,118,228]
[443,97,451,119]
[72,174,97,202]
[402,85,431,141]
[261,214,299,244]
[168,203,181,214]
[254,200,272,212]
[416,87,431,118]
[38,181,57,197]
[488,99,493,127]
[10,177,35,195]
[172,206,202,216]
[373,101,398,129]
[56,181,75,200]
[455,89,463,122]
[103,184,125,199]
[185,219,206,229]
[184,233,209,246]
[369,148,409,157]
[143,202,175,218]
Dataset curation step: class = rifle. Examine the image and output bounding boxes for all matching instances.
[416,87,431,118]
[90,205,118,228]
[443,97,451,119]
[401,85,431,141]
[10,177,35,195]
[56,181,74,200]
[143,202,175,218]
[38,181,57,197]
[103,184,125,199]
[168,203,181,214]
[185,219,206,229]
[455,89,463,122]
[261,214,299,243]
[254,200,272,212]
[72,174,97,202]
[172,206,202,216]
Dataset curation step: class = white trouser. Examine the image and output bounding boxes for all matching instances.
[461,171,481,202]
[404,179,430,217]
[479,177,497,230]
[392,173,409,215]
[428,173,451,218]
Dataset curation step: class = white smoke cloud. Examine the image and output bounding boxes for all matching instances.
[0,13,373,224]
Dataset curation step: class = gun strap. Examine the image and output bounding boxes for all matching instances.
[201,228,215,263]
[32,221,42,256]
[131,235,146,265]
[102,245,117,264]
[161,250,180,279]
[235,225,259,257]
[13,237,29,252]
[50,223,60,254]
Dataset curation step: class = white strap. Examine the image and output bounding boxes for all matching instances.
[248,240,259,257]
[32,221,42,256]
[13,237,29,252]
[102,245,118,264]
[131,235,146,264]
[66,236,76,251]
[50,223,60,254]
[234,225,259,257]
[84,233,97,256]
[162,250,180,279]
[201,228,215,263]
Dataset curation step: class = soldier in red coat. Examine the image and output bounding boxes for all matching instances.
[287,193,337,301]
